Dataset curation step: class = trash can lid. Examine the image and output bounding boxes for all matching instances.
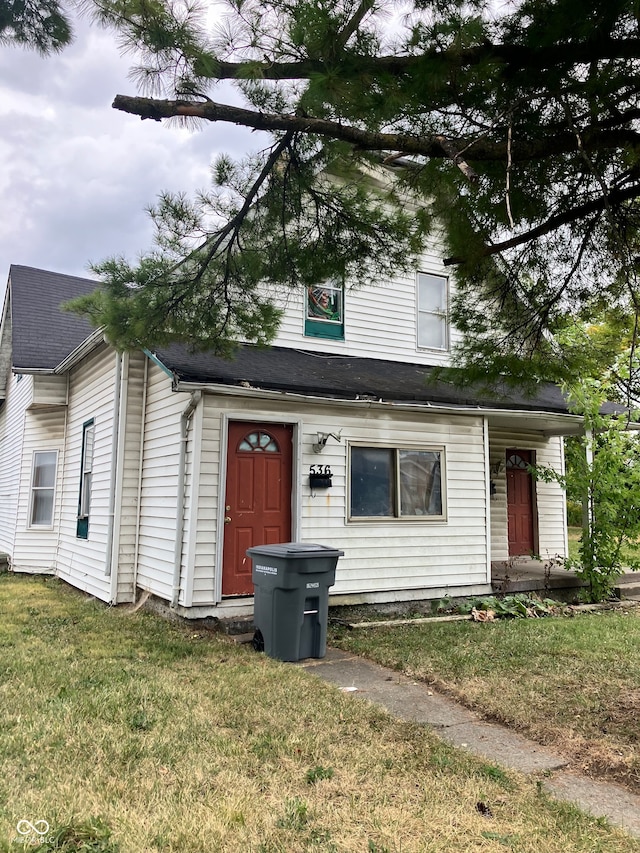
[247,542,344,558]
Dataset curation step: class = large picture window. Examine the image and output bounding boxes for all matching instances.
[349,445,445,520]
[77,419,95,539]
[29,451,58,527]
[305,283,344,339]
[417,272,449,350]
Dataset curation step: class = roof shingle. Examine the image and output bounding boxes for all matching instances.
[10,265,97,370]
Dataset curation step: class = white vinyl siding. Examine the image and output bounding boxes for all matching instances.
[135,362,193,603]
[5,380,67,573]
[270,243,461,367]
[182,395,490,606]
[55,345,118,602]
[535,437,568,559]
[114,351,146,603]
[0,372,31,557]
[295,411,488,596]
[30,374,67,407]
[188,401,221,606]
[0,341,569,612]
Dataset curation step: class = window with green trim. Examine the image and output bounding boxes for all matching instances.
[77,420,94,539]
[305,283,344,339]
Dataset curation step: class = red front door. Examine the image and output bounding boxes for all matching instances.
[222,421,293,596]
[506,449,535,556]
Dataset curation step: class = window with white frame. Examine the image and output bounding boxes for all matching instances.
[349,445,445,520]
[29,451,58,527]
[77,419,95,539]
[417,272,449,350]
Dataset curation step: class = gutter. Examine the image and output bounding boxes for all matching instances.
[11,329,106,377]
[108,352,129,602]
[132,356,149,595]
[172,378,585,435]
[105,352,129,604]
[172,390,202,608]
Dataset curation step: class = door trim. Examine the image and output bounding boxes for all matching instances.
[506,448,539,557]
[214,411,302,602]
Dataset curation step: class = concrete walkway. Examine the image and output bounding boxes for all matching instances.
[298,648,640,839]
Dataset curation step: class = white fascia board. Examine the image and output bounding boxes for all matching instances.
[173,378,583,434]
[53,328,107,374]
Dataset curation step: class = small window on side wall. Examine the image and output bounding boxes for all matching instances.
[29,451,58,527]
[305,283,344,339]
[417,272,449,350]
[77,419,95,539]
[349,445,445,520]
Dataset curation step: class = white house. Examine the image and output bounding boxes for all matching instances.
[0,261,580,619]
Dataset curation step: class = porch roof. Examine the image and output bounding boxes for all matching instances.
[155,342,578,418]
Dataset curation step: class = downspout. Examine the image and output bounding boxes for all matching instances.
[108,352,130,604]
[105,352,122,579]
[172,390,202,608]
[132,356,149,595]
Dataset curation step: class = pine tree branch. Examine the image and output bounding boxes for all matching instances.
[444,182,640,265]
[334,0,375,51]
[207,37,640,82]
[158,132,296,284]
[112,95,640,163]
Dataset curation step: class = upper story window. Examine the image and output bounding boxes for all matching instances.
[417,272,449,350]
[305,283,344,340]
[29,450,58,527]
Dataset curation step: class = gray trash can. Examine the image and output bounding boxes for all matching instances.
[247,542,344,662]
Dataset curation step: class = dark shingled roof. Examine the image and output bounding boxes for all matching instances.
[10,265,97,370]
[155,343,573,414]
[6,264,576,416]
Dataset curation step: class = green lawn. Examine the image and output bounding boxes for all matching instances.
[330,605,640,794]
[1,574,639,852]
[567,525,640,568]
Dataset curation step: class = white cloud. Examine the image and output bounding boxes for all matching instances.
[0,11,262,286]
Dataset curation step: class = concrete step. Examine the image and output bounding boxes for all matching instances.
[615,581,640,599]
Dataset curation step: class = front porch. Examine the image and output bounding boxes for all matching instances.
[491,557,585,598]
[492,557,640,601]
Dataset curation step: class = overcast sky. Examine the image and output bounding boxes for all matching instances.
[0,9,259,295]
